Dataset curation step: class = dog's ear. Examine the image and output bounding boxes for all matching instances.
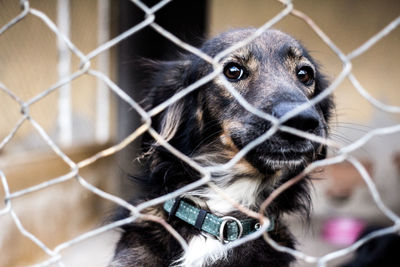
[141,59,192,110]
[317,145,327,160]
[314,72,333,161]
[314,71,334,124]
[140,59,201,154]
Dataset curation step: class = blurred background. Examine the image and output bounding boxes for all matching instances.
[0,0,399,266]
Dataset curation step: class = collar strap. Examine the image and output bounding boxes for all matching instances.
[163,198,274,243]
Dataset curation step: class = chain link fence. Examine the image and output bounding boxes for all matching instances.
[1,0,400,266]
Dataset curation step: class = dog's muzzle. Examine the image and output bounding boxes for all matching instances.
[232,101,326,172]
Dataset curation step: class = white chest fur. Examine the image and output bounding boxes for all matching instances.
[172,235,228,267]
[186,177,262,214]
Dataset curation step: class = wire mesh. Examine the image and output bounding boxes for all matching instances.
[0,0,400,266]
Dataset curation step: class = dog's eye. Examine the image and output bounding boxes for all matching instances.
[297,66,314,85]
[223,63,246,81]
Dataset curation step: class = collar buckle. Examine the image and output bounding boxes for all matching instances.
[218,216,243,243]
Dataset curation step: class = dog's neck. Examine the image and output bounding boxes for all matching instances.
[169,167,283,267]
[184,150,284,216]
[149,138,307,218]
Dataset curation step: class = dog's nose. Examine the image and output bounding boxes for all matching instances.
[272,102,320,133]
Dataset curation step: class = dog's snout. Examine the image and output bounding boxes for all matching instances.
[272,102,320,133]
[283,109,320,133]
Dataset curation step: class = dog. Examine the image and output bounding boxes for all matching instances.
[110,28,333,267]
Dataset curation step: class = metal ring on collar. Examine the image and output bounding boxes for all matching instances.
[219,216,243,243]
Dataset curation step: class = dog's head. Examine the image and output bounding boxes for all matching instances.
[143,28,333,177]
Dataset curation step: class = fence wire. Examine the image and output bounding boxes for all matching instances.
[1,0,400,266]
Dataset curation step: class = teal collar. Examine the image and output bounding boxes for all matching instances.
[163,198,274,243]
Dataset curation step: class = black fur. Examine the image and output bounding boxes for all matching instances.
[110,28,334,267]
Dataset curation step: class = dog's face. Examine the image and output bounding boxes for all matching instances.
[200,29,332,173]
[146,28,333,176]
